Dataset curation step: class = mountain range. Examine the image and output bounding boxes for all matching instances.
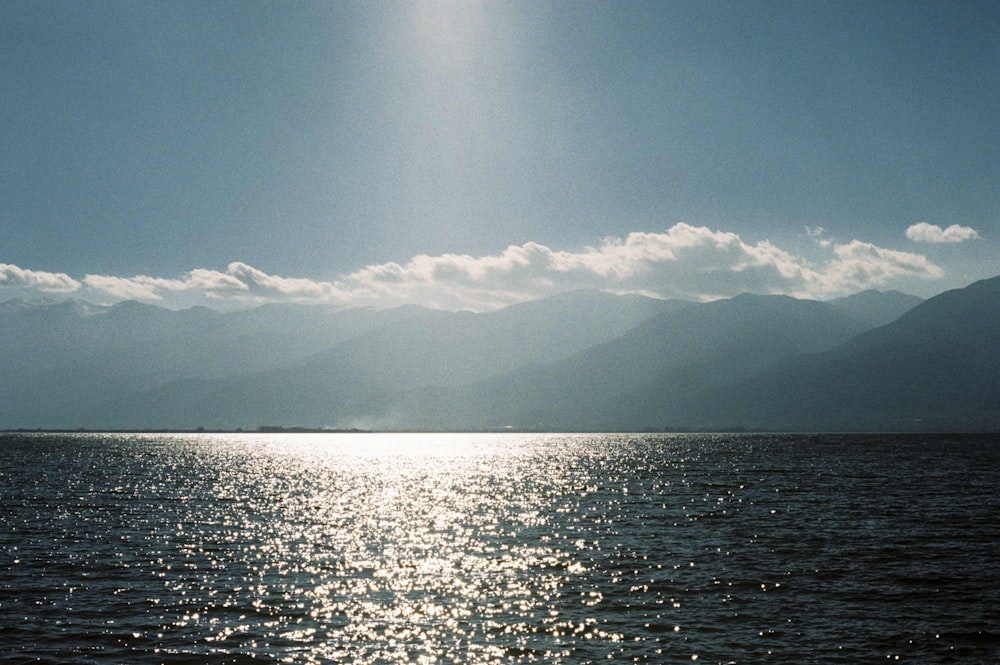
[1,275,996,432]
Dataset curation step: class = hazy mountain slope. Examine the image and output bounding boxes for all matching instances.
[826,290,924,327]
[81,290,683,429]
[0,300,438,428]
[684,275,1000,431]
[5,280,985,432]
[0,298,426,381]
[296,289,688,389]
[388,293,879,431]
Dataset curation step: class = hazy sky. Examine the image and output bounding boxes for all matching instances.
[2,0,997,310]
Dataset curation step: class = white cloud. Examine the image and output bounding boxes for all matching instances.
[81,274,168,301]
[0,263,80,293]
[226,262,341,299]
[5,224,949,310]
[906,222,980,243]
[805,225,831,248]
[81,263,346,307]
[825,240,943,291]
[335,223,940,307]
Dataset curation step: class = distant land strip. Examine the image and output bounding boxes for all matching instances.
[0,426,372,434]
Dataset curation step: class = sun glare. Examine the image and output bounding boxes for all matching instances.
[413,0,489,66]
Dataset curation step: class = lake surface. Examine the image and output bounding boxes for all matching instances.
[1,432,998,664]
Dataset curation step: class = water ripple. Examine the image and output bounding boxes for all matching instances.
[1,432,998,663]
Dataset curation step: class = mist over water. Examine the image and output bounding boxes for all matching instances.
[2,432,998,663]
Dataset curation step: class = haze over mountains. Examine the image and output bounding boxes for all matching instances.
[2,276,996,432]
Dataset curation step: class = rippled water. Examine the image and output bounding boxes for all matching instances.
[1,432,998,663]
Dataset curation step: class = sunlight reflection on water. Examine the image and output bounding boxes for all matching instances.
[150,433,609,663]
[2,432,998,664]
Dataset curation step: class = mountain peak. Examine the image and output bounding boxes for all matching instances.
[1,277,995,431]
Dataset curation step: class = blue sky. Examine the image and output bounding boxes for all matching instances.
[2,0,997,310]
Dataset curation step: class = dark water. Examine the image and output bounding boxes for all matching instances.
[1,432,998,664]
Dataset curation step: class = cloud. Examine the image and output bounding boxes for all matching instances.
[825,240,944,291]
[805,225,831,248]
[82,275,181,301]
[906,222,980,243]
[226,262,341,299]
[336,223,940,308]
[81,271,248,302]
[80,263,345,306]
[6,224,948,310]
[0,263,80,293]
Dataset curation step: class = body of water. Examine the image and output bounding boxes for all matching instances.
[1,432,998,663]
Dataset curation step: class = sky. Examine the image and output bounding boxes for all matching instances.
[1,0,997,311]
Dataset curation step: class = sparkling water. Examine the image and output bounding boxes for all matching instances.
[2,432,997,663]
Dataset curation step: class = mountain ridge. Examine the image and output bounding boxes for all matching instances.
[679,274,1000,431]
[3,280,996,431]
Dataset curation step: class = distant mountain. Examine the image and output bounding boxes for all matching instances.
[0,300,435,428]
[826,289,925,327]
[0,290,679,429]
[685,275,1000,431]
[389,293,880,431]
[2,280,995,432]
